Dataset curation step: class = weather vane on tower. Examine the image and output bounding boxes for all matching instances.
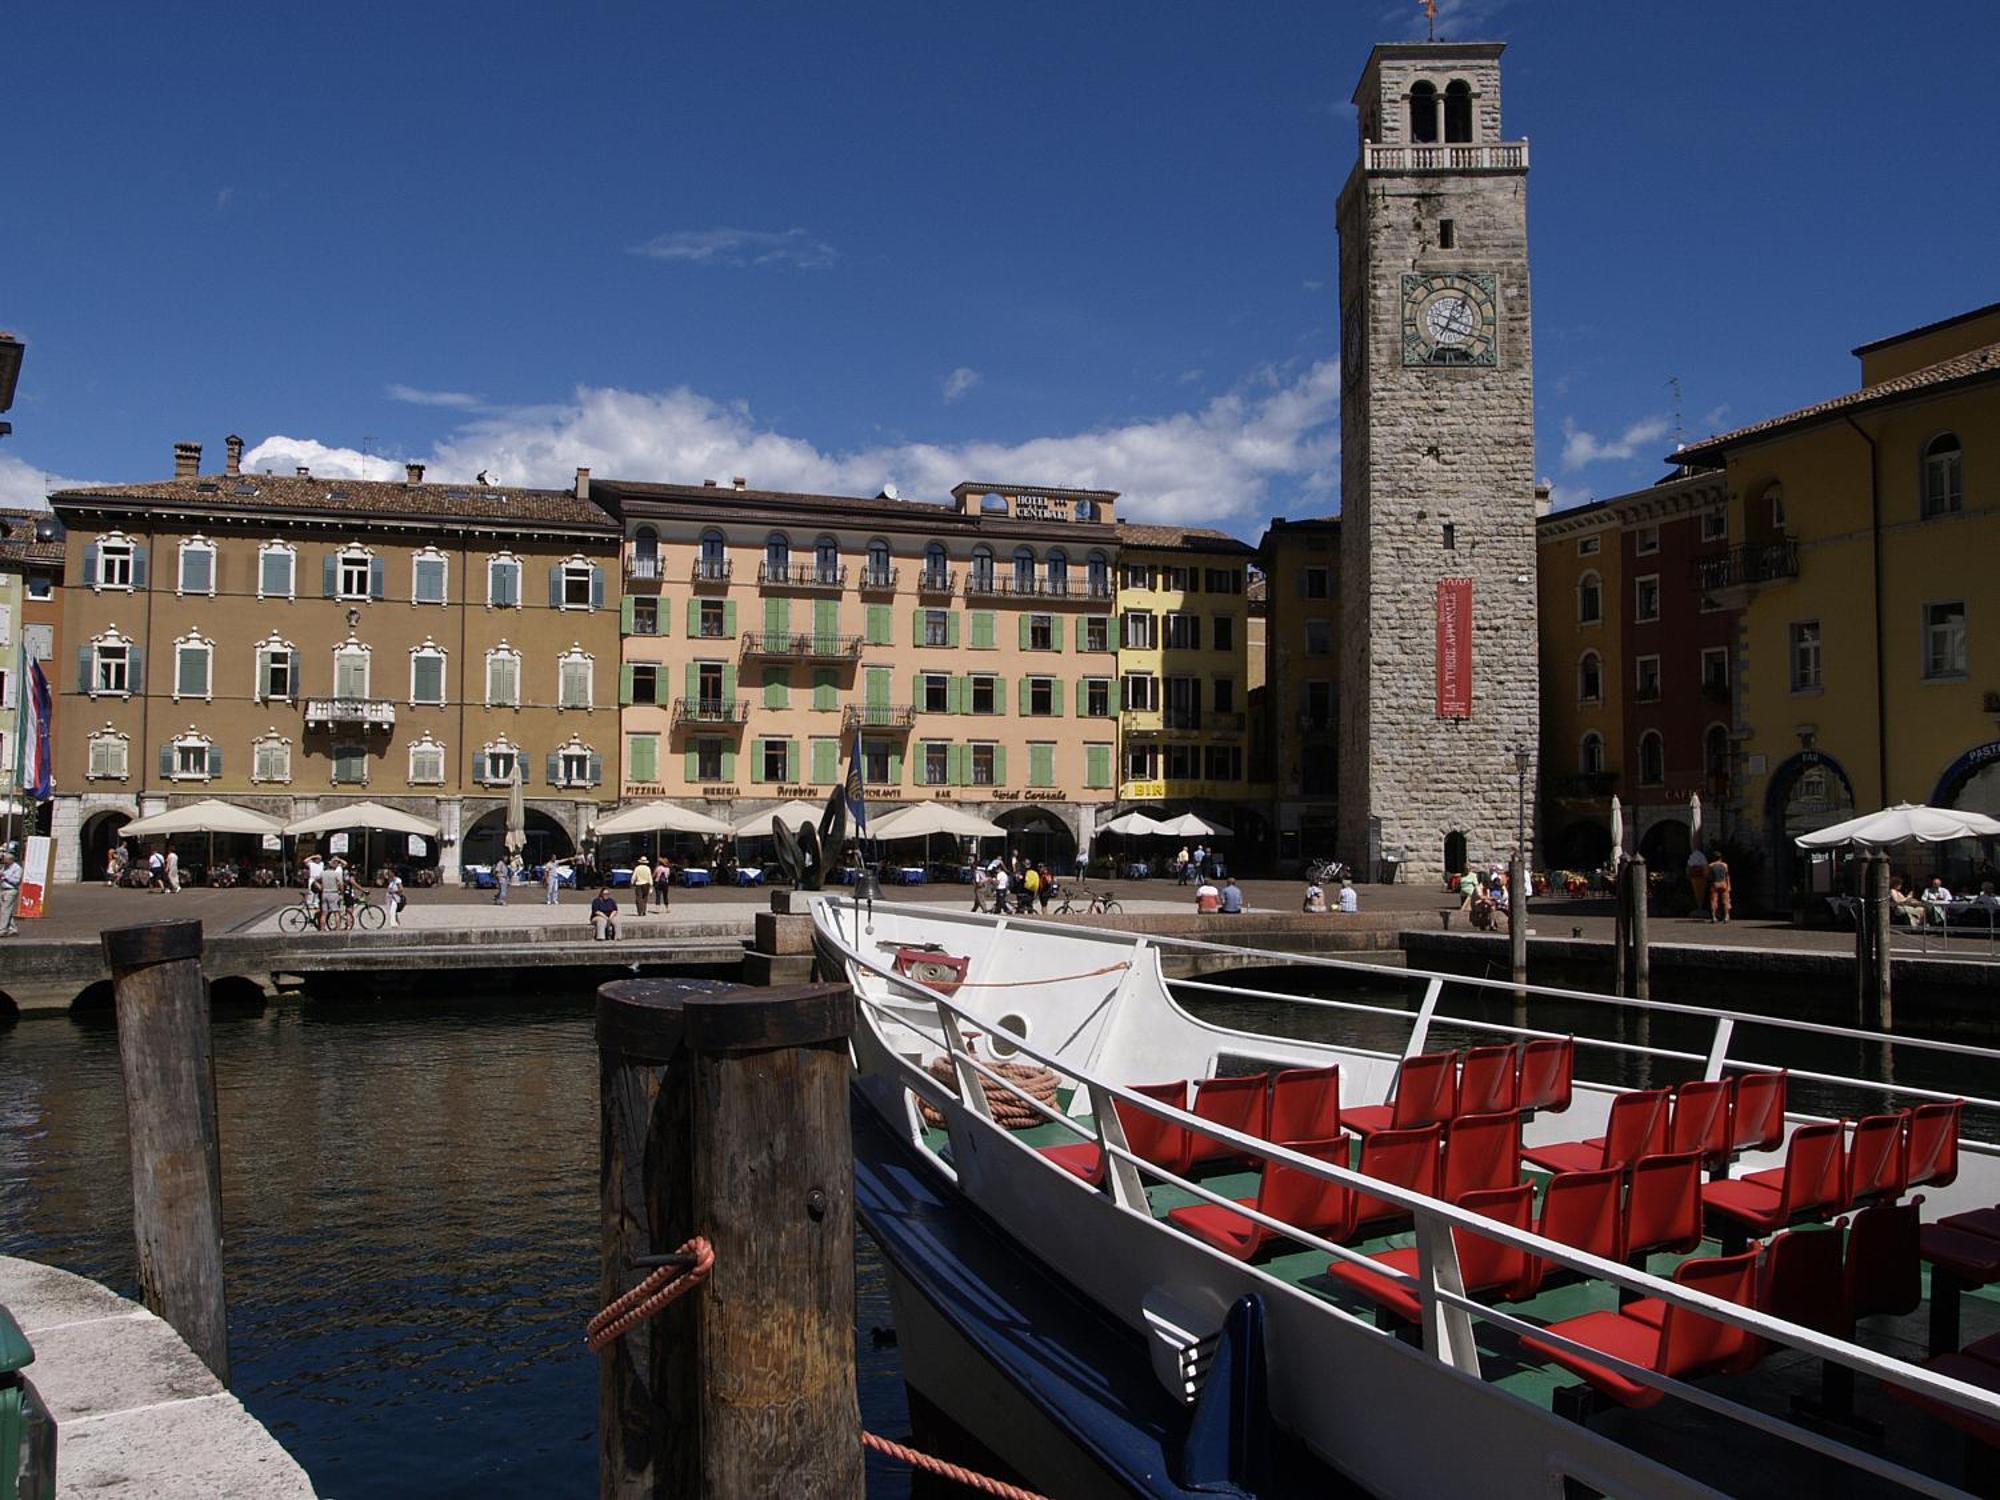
[1422,0,1438,42]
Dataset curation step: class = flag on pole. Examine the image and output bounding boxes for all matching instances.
[844,731,868,837]
[23,660,52,801]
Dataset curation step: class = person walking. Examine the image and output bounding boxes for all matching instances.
[164,847,181,893]
[1707,851,1732,923]
[0,849,22,935]
[493,855,511,905]
[632,855,653,917]
[147,846,165,892]
[385,870,405,929]
[543,859,563,906]
[654,859,672,913]
[1021,862,1040,914]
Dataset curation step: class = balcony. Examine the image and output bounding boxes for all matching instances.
[624,555,666,583]
[1363,140,1529,174]
[964,574,1049,599]
[857,566,899,592]
[672,696,749,727]
[759,562,847,592]
[1691,540,1797,602]
[842,704,916,732]
[690,559,733,587]
[916,568,958,596]
[305,698,395,733]
[740,630,864,661]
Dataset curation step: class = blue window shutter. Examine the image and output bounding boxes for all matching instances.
[209,747,223,779]
[546,751,561,785]
[82,544,98,585]
[323,554,338,597]
[131,546,148,589]
[78,646,93,694]
[588,751,603,786]
[129,645,144,692]
[469,751,483,783]
[160,744,174,779]
[590,566,605,610]
[370,557,386,599]
[549,564,563,608]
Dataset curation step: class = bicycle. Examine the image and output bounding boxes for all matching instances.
[1054,883,1121,916]
[1305,858,1351,884]
[277,891,386,933]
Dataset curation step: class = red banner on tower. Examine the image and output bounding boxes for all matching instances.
[1436,578,1473,718]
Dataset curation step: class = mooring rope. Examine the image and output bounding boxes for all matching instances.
[586,1238,1054,1500]
[949,960,1131,988]
[917,1057,1062,1130]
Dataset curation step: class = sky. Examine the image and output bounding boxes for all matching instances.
[3,1,1995,538]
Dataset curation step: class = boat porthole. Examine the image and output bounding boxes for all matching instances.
[991,1013,1029,1058]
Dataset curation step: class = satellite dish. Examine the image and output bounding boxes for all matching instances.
[878,483,900,501]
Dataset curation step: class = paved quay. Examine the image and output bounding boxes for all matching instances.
[0,1257,316,1498]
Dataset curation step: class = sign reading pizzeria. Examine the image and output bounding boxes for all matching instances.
[1436,578,1473,719]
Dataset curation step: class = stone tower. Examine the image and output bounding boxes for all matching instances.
[1336,41,1539,884]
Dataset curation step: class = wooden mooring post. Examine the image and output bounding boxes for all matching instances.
[597,977,862,1500]
[1508,851,1528,989]
[1865,853,1894,1031]
[102,919,230,1384]
[1611,856,1650,1000]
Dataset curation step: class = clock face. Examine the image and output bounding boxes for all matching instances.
[1402,272,1499,367]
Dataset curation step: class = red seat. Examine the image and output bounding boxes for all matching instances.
[1668,1079,1731,1167]
[1351,1124,1443,1237]
[1939,1207,2000,1241]
[1702,1121,1845,1239]
[1846,1198,1922,1320]
[1267,1065,1341,1145]
[1441,1110,1523,1202]
[1534,1168,1626,1284]
[1893,1353,2000,1447]
[1457,1044,1521,1118]
[1905,1100,1963,1190]
[1520,1249,1763,1409]
[1521,1088,1670,1176]
[1518,1036,1575,1115]
[1624,1152,1704,1261]
[1760,1223,1848,1336]
[1344,1051,1457,1139]
[1187,1074,1269,1168]
[1165,1138,1355,1259]
[1325,1182,1537,1322]
[1040,1080,1189,1183]
[1844,1111,1909,1207]
[1727,1070,1788,1156]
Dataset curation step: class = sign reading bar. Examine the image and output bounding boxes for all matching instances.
[1436,578,1473,719]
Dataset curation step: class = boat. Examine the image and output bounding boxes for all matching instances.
[814,896,2000,1498]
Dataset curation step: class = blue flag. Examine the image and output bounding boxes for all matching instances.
[844,731,868,836]
[24,660,52,801]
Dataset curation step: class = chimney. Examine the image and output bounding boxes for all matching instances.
[702,479,718,488]
[406,461,426,486]
[732,476,747,491]
[1534,478,1554,518]
[224,434,244,476]
[173,441,202,478]
[574,466,591,500]
[295,465,311,479]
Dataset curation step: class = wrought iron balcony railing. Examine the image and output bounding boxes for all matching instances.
[690,559,733,585]
[916,568,958,595]
[739,631,864,660]
[758,562,847,591]
[842,704,916,731]
[624,555,665,582]
[672,696,749,726]
[857,566,898,592]
[1692,540,1798,593]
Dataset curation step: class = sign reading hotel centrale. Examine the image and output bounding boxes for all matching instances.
[1436,578,1473,719]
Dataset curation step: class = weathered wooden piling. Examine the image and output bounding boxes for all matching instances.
[102,919,230,1384]
[1867,853,1894,1030]
[1627,854,1650,1001]
[597,978,862,1500]
[1508,851,1528,987]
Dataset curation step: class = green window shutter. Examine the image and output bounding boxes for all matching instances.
[950,675,967,715]
[1075,678,1088,716]
[1018,614,1032,650]
[993,745,1007,786]
[1030,744,1054,788]
[630,736,656,784]
[910,673,923,708]
[866,667,890,709]
[812,668,836,711]
[722,663,738,701]
[620,596,636,634]
[1086,743,1111,789]
[993,677,1007,715]
[750,739,766,783]
[814,599,838,647]
[949,743,969,786]
[685,746,700,782]
[763,667,789,710]
[685,662,700,701]
[1050,678,1063,717]
[812,738,838,784]
[886,747,902,786]
[1051,616,1065,652]
[721,748,736,782]
[686,598,701,634]
[947,611,961,647]
[911,608,925,645]
[765,597,789,639]
[785,739,800,782]
[723,599,738,636]
[1113,614,1124,649]
[1017,676,1030,713]
[658,596,671,636]
[619,664,635,706]
[866,604,891,645]
[971,611,994,650]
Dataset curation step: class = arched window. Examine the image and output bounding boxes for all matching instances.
[865,539,891,587]
[699,529,727,580]
[633,526,659,580]
[1409,80,1439,143]
[1704,724,1731,795]
[1443,79,1473,142]
[1923,433,1963,517]
[1045,548,1069,597]
[765,532,790,581]
[1638,730,1665,787]
[1763,482,1787,531]
[923,542,949,590]
[1578,651,1602,704]
[1012,547,1036,592]
[1577,570,1603,624]
[970,545,995,592]
[979,491,1008,515]
[814,535,840,584]
[1580,732,1605,775]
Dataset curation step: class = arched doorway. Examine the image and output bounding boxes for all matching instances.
[82,809,133,883]
[461,807,577,870]
[1444,831,1469,876]
[1933,741,2000,818]
[994,808,1076,870]
[1765,751,1855,901]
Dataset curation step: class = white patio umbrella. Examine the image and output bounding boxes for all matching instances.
[870,803,1007,840]
[593,800,736,838]
[1099,811,1169,837]
[730,800,828,840]
[1155,812,1232,838]
[284,801,442,838]
[1609,794,1624,864]
[1794,802,2000,850]
[504,760,526,855]
[123,800,285,837]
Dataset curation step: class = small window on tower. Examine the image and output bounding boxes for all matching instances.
[1438,218,1456,250]
[1442,522,1456,550]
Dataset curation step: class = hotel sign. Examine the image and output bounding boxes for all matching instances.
[1436,578,1473,719]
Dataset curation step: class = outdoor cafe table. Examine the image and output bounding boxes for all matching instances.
[891,866,926,885]
[1123,860,1154,880]
[680,867,713,888]
[734,866,765,887]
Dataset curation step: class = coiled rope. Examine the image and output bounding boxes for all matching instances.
[917,1057,1062,1130]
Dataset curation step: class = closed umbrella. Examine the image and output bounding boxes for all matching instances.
[505,760,526,855]
[1609,795,1624,865]
[1688,792,1702,846]
[1794,802,2000,850]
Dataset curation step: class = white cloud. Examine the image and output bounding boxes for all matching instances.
[215,186,234,211]
[628,227,837,270]
[0,451,89,506]
[386,383,486,410]
[242,362,1339,535]
[1561,414,1670,471]
[941,368,981,404]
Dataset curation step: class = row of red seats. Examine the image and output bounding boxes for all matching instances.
[1521,1072,1786,1177]
[1902,1202,2000,1460]
[1344,1039,1575,1137]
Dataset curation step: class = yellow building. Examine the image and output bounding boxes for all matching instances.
[1256,516,1341,870]
[1536,497,1623,869]
[1112,524,1261,850]
[1673,302,2000,903]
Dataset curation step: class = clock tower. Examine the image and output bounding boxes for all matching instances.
[1336,41,1538,885]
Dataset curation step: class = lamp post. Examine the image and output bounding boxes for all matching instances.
[0,332,23,440]
[1513,747,1529,856]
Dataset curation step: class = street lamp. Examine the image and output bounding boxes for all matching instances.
[1513,747,1529,857]
[0,333,23,439]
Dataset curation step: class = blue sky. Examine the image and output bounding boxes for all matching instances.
[4,1,1994,537]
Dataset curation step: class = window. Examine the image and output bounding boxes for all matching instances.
[632,527,659,577]
[970,675,998,715]
[1083,616,1110,652]
[1164,676,1199,729]
[923,742,949,786]
[1028,742,1056,788]
[695,738,725,782]
[1122,611,1156,650]
[923,543,949,590]
[1580,732,1605,775]
[1303,567,1329,599]
[1164,613,1201,650]
[1700,647,1729,697]
[174,635,213,700]
[259,543,296,599]
[487,553,522,608]
[1026,677,1055,716]
[1638,730,1665,787]
[1443,78,1472,142]
[97,536,135,589]
[1700,510,1727,542]
[177,538,215,595]
[1578,651,1602,704]
[1578,571,1602,624]
[1577,536,1600,556]
[92,638,131,695]
[557,742,596,788]
[1012,548,1036,592]
[1437,217,1456,250]
[1165,744,1199,779]
[1408,79,1438,143]
[413,548,448,604]
[970,743,997,786]
[1205,568,1242,594]
[1635,655,1661,702]
[862,738,892,785]
[1213,616,1234,652]
[334,641,371,699]
[632,597,659,635]
[698,662,727,712]
[481,743,518,785]
[486,646,522,707]
[924,609,950,647]
[1635,575,1660,623]
[87,728,129,780]
[560,559,598,610]
[1923,434,1963,517]
[699,600,727,639]
[256,638,295,701]
[1125,744,1157,780]
[766,532,791,578]
[333,744,368,786]
[1305,619,1332,656]
[409,736,446,785]
[1084,678,1111,717]
[1212,677,1235,714]
[1122,673,1158,712]
[626,733,659,785]
[1635,527,1659,556]
[1087,552,1109,597]
[252,734,291,784]
[337,547,374,600]
[815,535,840,584]
[1204,745,1242,782]
[629,663,659,706]
[1028,614,1054,651]
[1766,483,1787,531]
[410,643,447,705]
[761,739,790,783]
[1085,742,1112,788]
[1924,601,1967,679]
[1304,680,1334,730]
[865,540,892,587]
[168,732,215,781]
[1790,621,1821,691]
[1121,562,1153,591]
[699,530,727,580]
[1046,550,1068,596]
[26,573,52,601]
[970,547,995,591]
[922,673,950,714]
[559,649,594,708]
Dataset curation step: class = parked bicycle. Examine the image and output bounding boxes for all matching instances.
[1305,858,1351,884]
[1054,883,1122,916]
[278,889,387,933]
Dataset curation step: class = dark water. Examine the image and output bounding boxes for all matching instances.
[0,993,916,1499]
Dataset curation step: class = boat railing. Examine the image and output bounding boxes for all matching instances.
[824,905,2000,1490]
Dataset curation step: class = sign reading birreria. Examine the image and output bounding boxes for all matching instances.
[1436,578,1473,719]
